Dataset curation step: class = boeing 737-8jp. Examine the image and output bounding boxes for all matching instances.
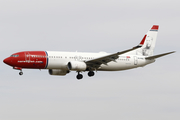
[3,25,175,79]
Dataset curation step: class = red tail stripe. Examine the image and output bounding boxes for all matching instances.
[151,25,159,30]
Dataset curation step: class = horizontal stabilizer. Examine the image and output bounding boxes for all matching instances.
[145,51,175,60]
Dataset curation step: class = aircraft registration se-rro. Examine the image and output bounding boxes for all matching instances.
[3,25,175,80]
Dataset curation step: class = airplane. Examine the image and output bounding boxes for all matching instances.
[3,25,175,80]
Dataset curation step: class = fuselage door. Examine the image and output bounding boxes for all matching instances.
[134,56,138,65]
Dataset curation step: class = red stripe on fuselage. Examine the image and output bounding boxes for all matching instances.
[7,51,47,69]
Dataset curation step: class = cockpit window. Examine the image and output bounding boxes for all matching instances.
[10,55,19,57]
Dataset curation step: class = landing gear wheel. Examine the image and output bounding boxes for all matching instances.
[19,71,23,75]
[76,74,83,80]
[88,71,95,77]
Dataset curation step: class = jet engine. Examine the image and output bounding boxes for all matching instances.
[67,61,87,71]
[48,69,69,76]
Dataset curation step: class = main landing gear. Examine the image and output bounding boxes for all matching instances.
[76,72,83,80]
[88,71,95,77]
[76,71,95,80]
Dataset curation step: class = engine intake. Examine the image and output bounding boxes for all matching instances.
[67,61,87,71]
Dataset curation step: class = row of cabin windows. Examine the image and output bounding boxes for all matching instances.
[29,56,130,61]
[30,55,94,59]
[69,57,94,59]
[119,59,130,61]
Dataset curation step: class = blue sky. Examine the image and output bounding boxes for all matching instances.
[0,0,179,120]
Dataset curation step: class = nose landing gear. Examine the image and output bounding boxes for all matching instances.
[19,71,23,75]
[13,67,23,76]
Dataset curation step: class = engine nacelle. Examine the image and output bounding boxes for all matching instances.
[48,69,68,76]
[67,61,87,71]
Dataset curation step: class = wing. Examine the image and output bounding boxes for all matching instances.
[85,36,146,70]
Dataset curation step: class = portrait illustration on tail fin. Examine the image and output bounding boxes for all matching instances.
[142,36,153,56]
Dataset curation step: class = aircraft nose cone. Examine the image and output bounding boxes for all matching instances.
[3,58,10,65]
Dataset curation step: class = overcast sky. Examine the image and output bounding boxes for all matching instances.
[0,0,180,120]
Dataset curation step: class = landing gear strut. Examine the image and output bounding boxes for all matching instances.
[76,72,83,80]
[88,71,95,77]
[13,67,23,76]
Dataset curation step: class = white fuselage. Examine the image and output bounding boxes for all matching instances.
[46,51,155,71]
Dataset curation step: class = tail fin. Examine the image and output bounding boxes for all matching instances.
[136,25,159,56]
